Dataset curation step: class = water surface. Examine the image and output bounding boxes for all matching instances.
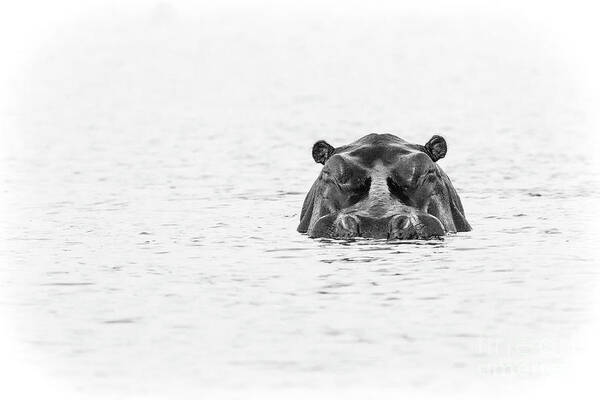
[0,8,598,398]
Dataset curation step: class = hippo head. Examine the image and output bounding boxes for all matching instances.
[298,133,471,239]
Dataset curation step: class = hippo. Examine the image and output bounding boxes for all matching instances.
[298,133,471,239]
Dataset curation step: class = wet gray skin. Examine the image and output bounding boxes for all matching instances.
[298,133,471,240]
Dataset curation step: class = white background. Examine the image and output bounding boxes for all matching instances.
[1,1,599,398]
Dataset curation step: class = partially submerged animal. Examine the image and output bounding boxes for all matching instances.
[298,134,471,239]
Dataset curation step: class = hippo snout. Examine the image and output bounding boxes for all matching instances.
[310,212,445,240]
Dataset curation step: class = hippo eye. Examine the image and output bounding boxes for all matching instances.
[421,169,438,184]
[344,177,371,205]
[387,177,413,206]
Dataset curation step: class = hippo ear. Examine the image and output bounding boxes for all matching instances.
[312,140,335,164]
[424,135,447,162]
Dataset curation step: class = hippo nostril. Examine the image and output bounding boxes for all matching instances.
[389,215,409,229]
[341,215,358,231]
[388,215,413,240]
[413,214,445,238]
[334,215,360,238]
[401,218,410,230]
[388,214,445,240]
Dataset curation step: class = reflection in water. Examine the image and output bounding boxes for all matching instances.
[0,8,599,399]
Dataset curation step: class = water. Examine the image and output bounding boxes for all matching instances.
[1,7,599,398]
